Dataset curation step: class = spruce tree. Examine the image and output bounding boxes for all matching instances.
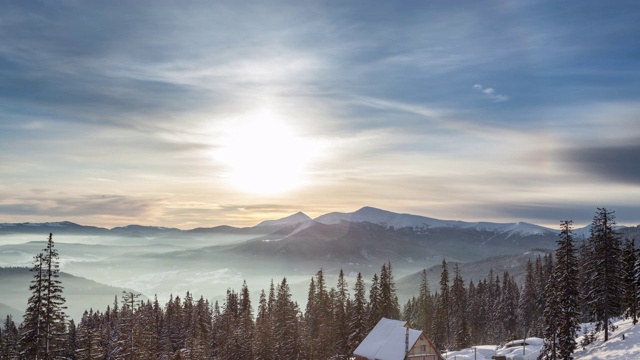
[437,259,450,349]
[585,208,623,341]
[20,253,45,359]
[254,290,274,360]
[41,233,68,359]
[541,220,580,360]
[238,281,254,360]
[75,311,103,360]
[2,315,19,359]
[451,264,469,350]
[417,269,433,334]
[347,272,367,356]
[379,263,400,320]
[367,273,381,331]
[333,269,349,359]
[273,278,302,359]
[518,260,537,337]
[120,291,142,359]
[20,233,68,360]
[498,272,519,339]
[622,237,638,324]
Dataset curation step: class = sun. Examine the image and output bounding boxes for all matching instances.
[215,109,322,195]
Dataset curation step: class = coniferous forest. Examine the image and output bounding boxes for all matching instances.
[0,207,637,359]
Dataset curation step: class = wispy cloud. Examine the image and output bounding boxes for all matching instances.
[1,1,639,228]
[473,84,508,102]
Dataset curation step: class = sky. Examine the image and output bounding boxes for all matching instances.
[1,0,639,229]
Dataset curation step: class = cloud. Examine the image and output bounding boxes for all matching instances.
[473,84,509,102]
[0,193,159,221]
[561,141,640,185]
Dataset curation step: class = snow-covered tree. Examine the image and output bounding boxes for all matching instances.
[623,237,638,324]
[416,269,433,334]
[19,253,45,358]
[585,208,623,341]
[541,220,580,360]
[254,290,274,360]
[379,263,400,320]
[347,272,367,356]
[75,310,104,360]
[367,273,381,332]
[451,264,469,350]
[273,278,303,359]
[2,315,19,359]
[432,259,450,350]
[498,271,519,339]
[20,233,68,360]
[333,269,349,359]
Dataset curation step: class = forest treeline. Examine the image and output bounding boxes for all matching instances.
[0,207,637,359]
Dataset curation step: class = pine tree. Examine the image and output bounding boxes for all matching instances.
[585,208,623,341]
[367,273,381,332]
[451,264,469,350]
[2,315,19,359]
[379,263,400,320]
[436,259,450,350]
[578,240,593,323]
[498,272,519,339]
[66,319,77,360]
[347,272,367,357]
[541,220,580,359]
[120,291,142,359]
[333,269,349,359]
[75,311,104,360]
[215,289,240,360]
[540,265,561,360]
[254,290,274,360]
[191,296,212,359]
[41,233,68,359]
[305,269,334,360]
[467,280,482,344]
[238,281,254,360]
[20,233,68,360]
[416,269,433,334]
[273,278,302,359]
[555,220,580,360]
[622,237,638,324]
[20,253,45,359]
[518,260,537,336]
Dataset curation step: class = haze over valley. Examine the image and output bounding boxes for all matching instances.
[2,206,639,322]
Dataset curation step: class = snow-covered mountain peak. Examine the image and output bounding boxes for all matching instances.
[255,211,311,227]
[315,206,555,236]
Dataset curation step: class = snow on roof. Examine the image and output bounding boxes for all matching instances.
[354,317,422,360]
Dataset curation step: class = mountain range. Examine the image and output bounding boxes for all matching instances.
[0,206,572,236]
[2,206,638,313]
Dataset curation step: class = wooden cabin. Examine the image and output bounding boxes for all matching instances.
[354,318,444,360]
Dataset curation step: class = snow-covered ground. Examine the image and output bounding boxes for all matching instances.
[445,338,543,360]
[574,318,640,360]
[445,318,640,360]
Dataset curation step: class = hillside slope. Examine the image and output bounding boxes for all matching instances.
[0,267,144,322]
[574,318,640,359]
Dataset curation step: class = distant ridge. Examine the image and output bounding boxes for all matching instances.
[315,206,556,236]
[256,211,311,227]
[1,206,630,237]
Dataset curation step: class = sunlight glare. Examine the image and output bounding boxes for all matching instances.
[215,109,323,195]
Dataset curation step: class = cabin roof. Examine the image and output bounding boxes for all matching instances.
[354,317,422,360]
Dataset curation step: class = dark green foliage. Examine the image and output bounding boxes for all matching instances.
[584,208,624,342]
[2,315,19,359]
[541,220,581,359]
[347,272,367,357]
[623,237,638,324]
[19,233,68,360]
[333,269,349,359]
